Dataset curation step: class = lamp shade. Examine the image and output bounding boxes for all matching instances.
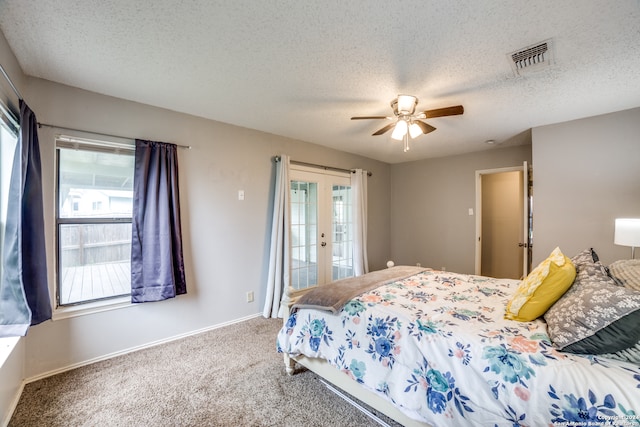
[614,218,640,247]
[408,122,423,139]
[396,95,417,115]
[391,120,408,140]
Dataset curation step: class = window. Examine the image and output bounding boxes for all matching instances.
[0,102,18,289]
[56,136,134,306]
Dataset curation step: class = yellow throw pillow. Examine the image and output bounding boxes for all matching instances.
[505,247,576,322]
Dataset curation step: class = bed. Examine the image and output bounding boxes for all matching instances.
[277,249,640,427]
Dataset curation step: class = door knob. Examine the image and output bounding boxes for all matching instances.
[321,242,326,247]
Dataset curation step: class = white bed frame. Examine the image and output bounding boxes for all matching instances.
[282,291,431,427]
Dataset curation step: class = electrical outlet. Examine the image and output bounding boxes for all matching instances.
[246,291,254,303]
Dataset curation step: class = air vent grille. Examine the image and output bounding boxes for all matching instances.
[508,39,554,75]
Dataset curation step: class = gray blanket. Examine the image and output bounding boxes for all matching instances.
[292,265,427,313]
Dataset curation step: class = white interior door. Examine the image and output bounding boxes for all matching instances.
[289,167,353,289]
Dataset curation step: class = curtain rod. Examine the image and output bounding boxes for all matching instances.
[0,63,23,100]
[274,156,372,176]
[37,122,192,149]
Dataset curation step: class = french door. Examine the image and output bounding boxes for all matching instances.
[289,167,353,290]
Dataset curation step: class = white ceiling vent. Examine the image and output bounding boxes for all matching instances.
[508,39,554,76]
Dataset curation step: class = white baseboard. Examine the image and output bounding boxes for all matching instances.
[1,382,24,427]
[25,312,262,384]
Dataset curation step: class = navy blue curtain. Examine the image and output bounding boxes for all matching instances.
[0,100,51,337]
[131,139,186,302]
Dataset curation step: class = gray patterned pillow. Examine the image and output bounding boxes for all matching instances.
[609,259,640,291]
[569,248,614,289]
[544,249,640,364]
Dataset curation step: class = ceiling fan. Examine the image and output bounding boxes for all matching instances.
[351,95,464,152]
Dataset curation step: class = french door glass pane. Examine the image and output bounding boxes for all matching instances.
[332,185,353,280]
[290,180,318,290]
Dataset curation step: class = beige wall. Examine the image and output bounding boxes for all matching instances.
[0,26,392,383]
[21,78,391,379]
[390,106,640,275]
[390,143,532,274]
[0,28,22,115]
[531,107,640,265]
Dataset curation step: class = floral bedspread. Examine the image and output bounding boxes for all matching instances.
[277,269,640,427]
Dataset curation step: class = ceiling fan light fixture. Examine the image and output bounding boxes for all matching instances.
[408,122,423,139]
[396,95,418,115]
[351,96,463,152]
[391,119,408,140]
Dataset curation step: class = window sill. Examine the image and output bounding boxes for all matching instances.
[53,296,133,321]
[0,336,20,368]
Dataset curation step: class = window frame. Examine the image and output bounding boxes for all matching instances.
[54,135,135,313]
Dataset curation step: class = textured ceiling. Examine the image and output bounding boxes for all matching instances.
[1,0,639,163]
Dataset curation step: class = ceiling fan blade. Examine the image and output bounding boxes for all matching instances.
[415,120,436,135]
[351,116,390,120]
[422,105,464,118]
[372,122,396,136]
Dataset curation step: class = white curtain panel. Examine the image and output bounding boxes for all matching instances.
[351,169,369,276]
[263,155,291,318]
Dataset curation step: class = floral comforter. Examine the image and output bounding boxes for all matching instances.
[277,269,640,427]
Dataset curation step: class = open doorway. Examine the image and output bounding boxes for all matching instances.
[475,163,531,279]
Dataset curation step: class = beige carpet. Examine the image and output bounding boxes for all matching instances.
[9,316,401,426]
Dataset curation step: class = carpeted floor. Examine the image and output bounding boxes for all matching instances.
[9,316,402,426]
